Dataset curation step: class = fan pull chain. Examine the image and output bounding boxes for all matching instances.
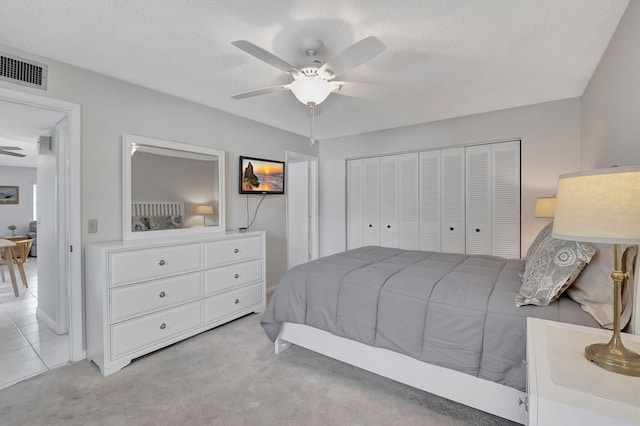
[309,102,315,146]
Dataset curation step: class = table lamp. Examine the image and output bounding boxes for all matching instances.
[552,165,640,376]
[195,205,214,227]
[535,196,556,218]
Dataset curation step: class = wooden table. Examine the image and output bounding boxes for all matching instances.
[0,239,19,297]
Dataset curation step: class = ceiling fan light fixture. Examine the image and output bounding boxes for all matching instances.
[289,78,332,106]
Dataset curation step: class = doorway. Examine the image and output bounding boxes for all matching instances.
[0,87,82,378]
[285,151,319,270]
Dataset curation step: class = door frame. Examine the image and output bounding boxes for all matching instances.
[0,87,82,361]
[285,151,319,270]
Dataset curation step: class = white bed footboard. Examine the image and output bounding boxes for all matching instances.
[276,322,527,425]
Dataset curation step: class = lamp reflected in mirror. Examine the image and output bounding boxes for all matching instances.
[195,205,214,227]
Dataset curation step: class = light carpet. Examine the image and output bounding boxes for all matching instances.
[0,314,517,425]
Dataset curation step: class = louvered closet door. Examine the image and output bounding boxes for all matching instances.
[380,155,399,248]
[347,159,364,250]
[419,150,441,251]
[441,147,465,253]
[465,145,492,255]
[492,141,521,258]
[398,153,419,249]
[362,157,381,246]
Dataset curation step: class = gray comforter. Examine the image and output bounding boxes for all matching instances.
[261,246,598,391]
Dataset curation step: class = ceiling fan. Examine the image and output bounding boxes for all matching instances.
[230,36,386,108]
[0,146,25,157]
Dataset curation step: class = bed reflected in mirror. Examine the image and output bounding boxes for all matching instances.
[123,134,225,240]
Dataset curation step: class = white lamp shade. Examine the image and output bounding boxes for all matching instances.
[535,197,556,218]
[289,78,332,105]
[195,205,214,215]
[552,165,640,244]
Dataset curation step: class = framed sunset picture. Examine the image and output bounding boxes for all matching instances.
[239,156,285,194]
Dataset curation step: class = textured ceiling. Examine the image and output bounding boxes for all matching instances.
[0,0,630,141]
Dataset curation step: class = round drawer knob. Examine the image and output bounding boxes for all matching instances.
[234,248,239,253]
[160,323,166,330]
[159,291,166,298]
[449,227,454,231]
[475,228,480,233]
[234,299,240,304]
[369,224,373,228]
[234,273,239,279]
[387,225,391,229]
[159,259,166,266]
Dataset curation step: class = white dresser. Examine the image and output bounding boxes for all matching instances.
[86,231,266,376]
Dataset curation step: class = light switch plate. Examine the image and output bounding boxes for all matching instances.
[88,219,98,233]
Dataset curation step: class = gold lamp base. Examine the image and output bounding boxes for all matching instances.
[585,338,640,377]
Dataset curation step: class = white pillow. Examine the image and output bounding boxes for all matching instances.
[566,244,636,329]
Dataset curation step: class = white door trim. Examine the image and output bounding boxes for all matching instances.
[0,87,83,361]
[285,151,319,270]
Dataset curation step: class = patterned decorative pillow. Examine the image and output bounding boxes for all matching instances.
[516,237,596,307]
[132,216,150,232]
[525,222,554,260]
[148,215,183,230]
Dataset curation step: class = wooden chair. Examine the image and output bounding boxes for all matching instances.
[7,239,33,288]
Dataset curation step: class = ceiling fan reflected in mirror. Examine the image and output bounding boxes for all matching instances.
[230,36,386,108]
[0,146,25,157]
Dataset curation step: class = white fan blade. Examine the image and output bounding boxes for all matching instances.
[330,81,387,99]
[231,85,291,99]
[0,146,21,150]
[0,149,26,157]
[232,40,301,77]
[319,36,386,80]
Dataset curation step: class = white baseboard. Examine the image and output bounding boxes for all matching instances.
[36,307,58,332]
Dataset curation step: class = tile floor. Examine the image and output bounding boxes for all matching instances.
[0,255,70,390]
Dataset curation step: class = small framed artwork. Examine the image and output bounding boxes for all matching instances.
[0,186,19,204]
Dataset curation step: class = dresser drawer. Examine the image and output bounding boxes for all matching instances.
[204,259,262,296]
[111,301,201,359]
[110,243,201,287]
[204,237,262,268]
[204,283,263,324]
[110,272,201,323]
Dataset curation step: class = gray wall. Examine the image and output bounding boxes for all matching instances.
[0,166,35,237]
[580,0,639,333]
[0,43,317,291]
[318,98,582,258]
[581,0,640,169]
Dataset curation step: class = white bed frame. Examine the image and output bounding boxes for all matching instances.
[275,322,527,424]
[132,201,185,217]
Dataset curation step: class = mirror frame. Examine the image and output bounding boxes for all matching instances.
[122,134,225,240]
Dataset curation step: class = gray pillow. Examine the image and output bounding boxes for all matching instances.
[525,222,554,260]
[132,216,150,232]
[516,237,596,307]
[148,215,183,230]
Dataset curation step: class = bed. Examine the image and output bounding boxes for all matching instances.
[131,201,184,231]
[261,234,638,424]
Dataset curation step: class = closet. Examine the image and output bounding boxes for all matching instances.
[346,140,520,258]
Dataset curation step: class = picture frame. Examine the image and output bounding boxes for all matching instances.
[0,186,19,204]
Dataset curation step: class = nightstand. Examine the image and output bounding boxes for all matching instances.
[526,318,640,425]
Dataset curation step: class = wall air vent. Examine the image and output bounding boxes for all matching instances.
[0,52,48,90]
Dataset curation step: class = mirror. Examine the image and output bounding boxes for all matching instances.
[123,134,225,240]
